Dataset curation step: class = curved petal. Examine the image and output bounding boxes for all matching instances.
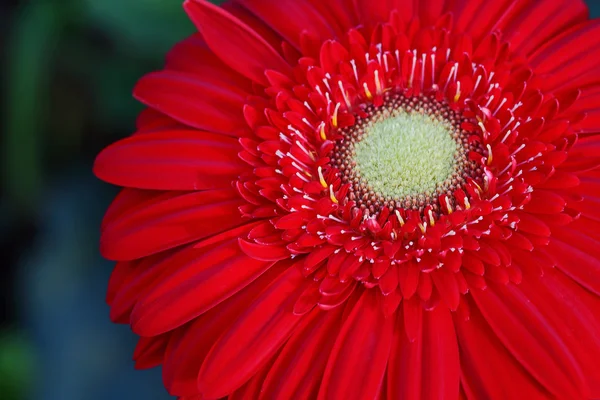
[166,33,254,92]
[563,136,600,172]
[528,20,600,92]
[94,129,247,191]
[100,188,244,261]
[260,306,344,399]
[498,0,588,56]
[222,2,286,51]
[547,223,600,296]
[101,188,164,231]
[133,334,169,370]
[318,290,394,400]
[109,251,176,323]
[136,108,186,133]
[448,0,588,53]
[106,260,137,305]
[184,0,292,86]
[471,284,587,398]
[236,0,340,50]
[228,356,278,400]
[130,238,276,336]
[454,297,551,400]
[162,261,288,396]
[354,0,405,27]
[134,70,249,137]
[519,268,600,397]
[197,264,306,398]
[387,301,460,400]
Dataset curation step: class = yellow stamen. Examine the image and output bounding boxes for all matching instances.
[445,196,453,214]
[395,210,405,226]
[363,82,373,100]
[331,103,340,128]
[486,143,493,165]
[464,197,471,209]
[418,222,427,234]
[427,209,435,226]
[453,81,461,102]
[329,185,338,204]
[471,180,483,195]
[319,122,327,141]
[318,166,327,188]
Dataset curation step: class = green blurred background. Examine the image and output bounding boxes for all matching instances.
[0,1,599,399]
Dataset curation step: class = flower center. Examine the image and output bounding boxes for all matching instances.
[332,94,481,215]
[355,108,457,197]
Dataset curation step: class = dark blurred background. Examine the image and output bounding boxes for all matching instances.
[0,1,599,399]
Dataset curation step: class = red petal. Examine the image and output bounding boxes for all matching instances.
[94,130,246,191]
[237,0,338,50]
[162,262,287,396]
[515,211,551,237]
[501,0,587,56]
[261,307,344,399]
[228,356,277,400]
[547,229,600,296]
[239,239,290,261]
[431,269,460,311]
[109,252,174,323]
[166,33,253,92]
[388,303,460,400]
[318,290,394,400]
[131,239,275,336]
[184,0,292,86]
[471,284,587,398]
[455,297,551,399]
[106,260,137,305]
[100,189,244,261]
[134,71,248,136]
[530,21,600,90]
[354,0,406,27]
[421,306,460,399]
[133,334,169,370]
[197,265,306,398]
[519,268,600,397]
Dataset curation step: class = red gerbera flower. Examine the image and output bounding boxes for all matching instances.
[95,0,600,398]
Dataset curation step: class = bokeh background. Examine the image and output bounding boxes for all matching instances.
[1,1,599,399]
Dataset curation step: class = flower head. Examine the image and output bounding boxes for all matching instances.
[95,0,600,399]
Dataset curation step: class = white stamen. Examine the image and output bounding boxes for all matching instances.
[350,59,359,84]
[295,172,310,183]
[279,132,292,144]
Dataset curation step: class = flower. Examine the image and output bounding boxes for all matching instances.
[94,0,600,398]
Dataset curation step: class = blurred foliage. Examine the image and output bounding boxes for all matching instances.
[0,1,599,400]
[0,330,34,400]
[82,0,195,55]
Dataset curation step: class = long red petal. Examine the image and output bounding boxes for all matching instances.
[455,297,551,399]
[471,284,587,398]
[260,307,344,399]
[100,189,244,261]
[162,261,288,396]
[134,70,249,136]
[318,290,394,400]
[184,0,292,86]
[130,238,275,336]
[94,129,246,191]
[197,264,306,398]
[387,302,460,400]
